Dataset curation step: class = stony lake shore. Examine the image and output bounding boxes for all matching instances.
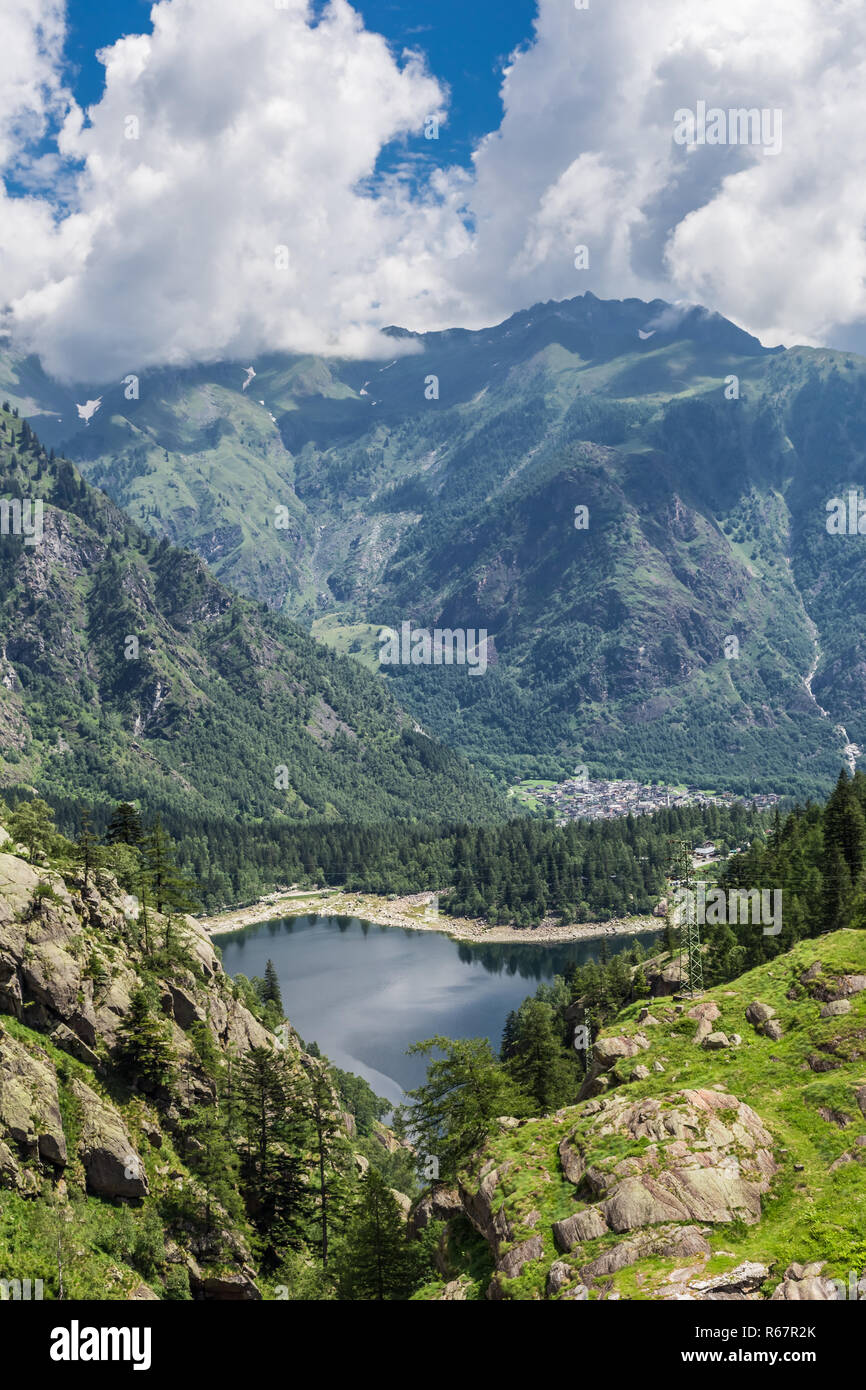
[199,887,664,946]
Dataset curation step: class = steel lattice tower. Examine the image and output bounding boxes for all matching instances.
[583,1008,594,1067]
[670,839,704,998]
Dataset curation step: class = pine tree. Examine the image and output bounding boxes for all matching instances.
[505,1000,578,1111]
[142,816,199,914]
[824,770,866,883]
[337,1169,421,1300]
[107,802,143,845]
[262,959,283,1012]
[74,807,103,891]
[297,1064,353,1270]
[118,988,175,1091]
[236,1048,312,1267]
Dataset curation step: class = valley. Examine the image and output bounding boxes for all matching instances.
[6,294,865,797]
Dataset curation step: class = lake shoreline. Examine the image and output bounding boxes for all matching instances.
[199,887,664,946]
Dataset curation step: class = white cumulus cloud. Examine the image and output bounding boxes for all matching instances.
[4,0,866,379]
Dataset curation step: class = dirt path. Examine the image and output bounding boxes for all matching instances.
[199,887,663,946]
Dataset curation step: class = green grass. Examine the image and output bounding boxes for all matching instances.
[418,929,866,1300]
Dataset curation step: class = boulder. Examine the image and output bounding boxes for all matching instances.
[546,1261,575,1296]
[495,1234,544,1281]
[595,1036,645,1067]
[771,1268,843,1300]
[0,1030,67,1167]
[409,1185,463,1236]
[390,1189,412,1220]
[558,1132,586,1186]
[745,1001,775,1027]
[762,1021,783,1041]
[552,1207,608,1252]
[129,1283,159,1302]
[702,1032,731,1050]
[570,1089,775,1236]
[690,1261,769,1298]
[69,1078,148,1198]
[817,1106,852,1128]
[200,1272,261,1301]
[0,1137,20,1185]
[808,972,866,1003]
[49,1023,100,1070]
[637,1009,661,1025]
[807,1053,840,1073]
[646,960,685,997]
[691,1011,721,1043]
[820,1000,851,1018]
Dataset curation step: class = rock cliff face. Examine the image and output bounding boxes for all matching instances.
[416,930,866,1301]
[0,835,303,1298]
[0,850,275,1076]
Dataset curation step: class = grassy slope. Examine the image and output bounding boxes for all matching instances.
[421,930,866,1300]
[0,1014,229,1300]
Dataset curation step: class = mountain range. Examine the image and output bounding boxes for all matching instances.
[4,291,866,796]
[0,404,503,829]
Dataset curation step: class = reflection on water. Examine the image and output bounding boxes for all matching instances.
[217,914,659,1105]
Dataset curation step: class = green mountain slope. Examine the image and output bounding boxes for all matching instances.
[12,294,866,794]
[0,404,505,826]
[418,929,866,1301]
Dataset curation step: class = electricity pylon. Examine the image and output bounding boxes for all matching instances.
[669,839,704,998]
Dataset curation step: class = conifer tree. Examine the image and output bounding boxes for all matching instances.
[118,987,175,1091]
[262,959,283,1012]
[337,1169,421,1300]
[107,802,143,845]
[142,816,199,914]
[505,1000,579,1111]
[74,807,103,891]
[399,1036,530,1181]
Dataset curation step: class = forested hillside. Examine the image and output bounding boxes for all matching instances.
[0,811,435,1300]
[0,404,505,832]
[17,294,866,795]
[39,790,760,916]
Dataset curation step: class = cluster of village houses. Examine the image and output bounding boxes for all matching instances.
[523,776,781,825]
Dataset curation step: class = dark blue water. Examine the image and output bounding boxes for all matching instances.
[217,915,659,1104]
